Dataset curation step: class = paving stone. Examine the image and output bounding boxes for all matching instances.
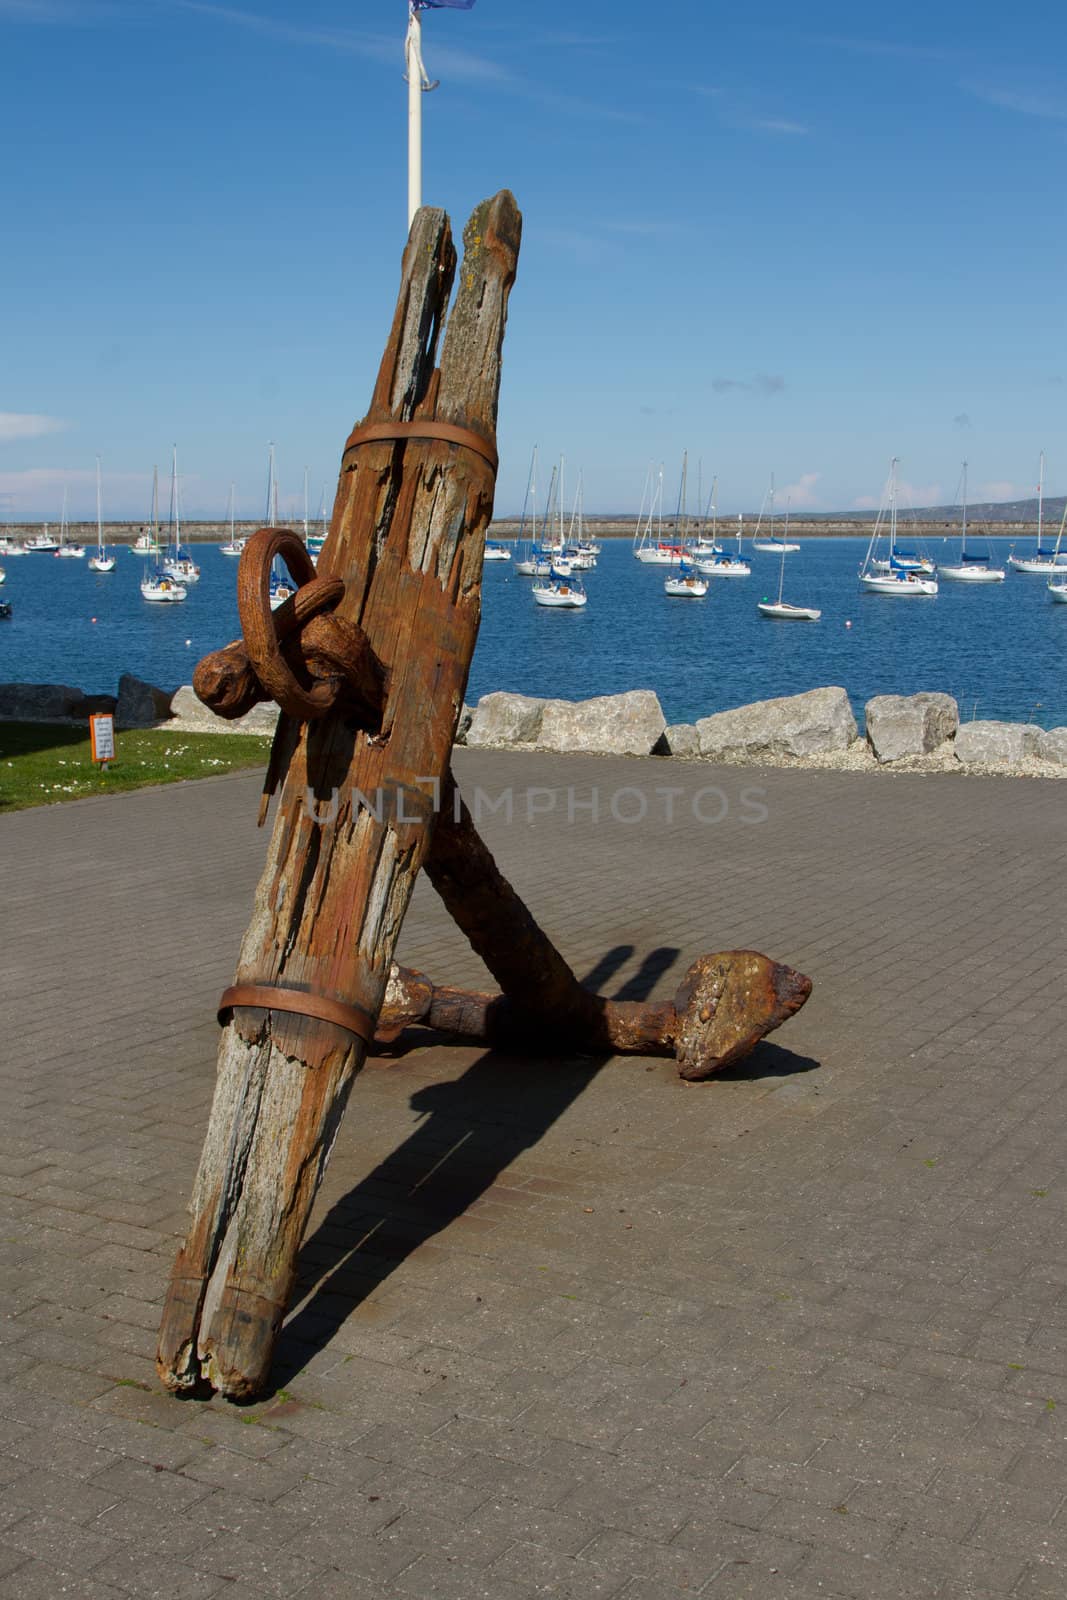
[4,751,1067,1600]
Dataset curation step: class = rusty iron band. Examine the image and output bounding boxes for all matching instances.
[344,419,498,474]
[218,984,376,1046]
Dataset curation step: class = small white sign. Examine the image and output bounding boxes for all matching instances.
[90,713,115,766]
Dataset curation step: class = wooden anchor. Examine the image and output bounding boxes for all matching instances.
[157,192,811,1402]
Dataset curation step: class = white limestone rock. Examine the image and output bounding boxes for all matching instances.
[865,692,960,763]
[465,692,545,748]
[954,721,1041,764]
[168,685,279,735]
[659,723,700,758]
[695,686,858,761]
[537,690,666,756]
[1037,727,1067,766]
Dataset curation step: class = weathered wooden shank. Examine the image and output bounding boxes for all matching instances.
[157,194,521,1400]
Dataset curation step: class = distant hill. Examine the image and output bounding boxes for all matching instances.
[795,496,1065,525]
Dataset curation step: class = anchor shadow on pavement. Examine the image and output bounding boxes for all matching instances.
[270,943,817,1392]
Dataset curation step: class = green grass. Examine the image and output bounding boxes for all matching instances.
[0,722,272,812]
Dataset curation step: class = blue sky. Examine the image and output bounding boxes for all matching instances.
[2,0,1065,520]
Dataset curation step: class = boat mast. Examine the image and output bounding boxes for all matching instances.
[152,465,159,544]
[229,482,236,541]
[303,466,309,541]
[266,442,276,528]
[172,445,180,554]
[677,451,688,543]
[961,460,968,554]
[1037,450,1045,547]
[96,456,103,553]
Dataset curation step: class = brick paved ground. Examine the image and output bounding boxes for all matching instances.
[1,747,1066,1599]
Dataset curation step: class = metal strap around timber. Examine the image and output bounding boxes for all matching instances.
[218,984,377,1047]
[344,419,499,474]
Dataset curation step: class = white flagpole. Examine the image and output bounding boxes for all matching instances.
[406,4,423,230]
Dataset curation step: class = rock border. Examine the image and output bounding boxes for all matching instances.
[3,680,1064,775]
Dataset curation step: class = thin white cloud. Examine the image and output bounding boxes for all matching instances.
[822,35,954,63]
[964,82,1067,122]
[0,466,147,517]
[897,480,942,509]
[711,374,786,396]
[778,472,822,509]
[746,117,809,136]
[0,412,69,442]
[170,0,511,85]
[0,0,121,20]
[979,481,1023,501]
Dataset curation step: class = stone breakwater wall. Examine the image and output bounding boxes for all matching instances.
[3,678,1066,773]
[458,685,1067,775]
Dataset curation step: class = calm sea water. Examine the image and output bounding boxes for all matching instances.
[2,538,1065,728]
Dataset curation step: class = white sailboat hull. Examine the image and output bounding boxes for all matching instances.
[1008,556,1067,574]
[937,563,1005,583]
[695,559,750,577]
[664,576,708,597]
[757,601,821,621]
[752,540,800,553]
[860,572,938,596]
[88,556,115,573]
[635,546,683,565]
[532,582,587,608]
[483,547,511,561]
[141,578,187,603]
[1049,583,1067,603]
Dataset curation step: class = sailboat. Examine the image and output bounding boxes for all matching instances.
[263,443,294,610]
[664,558,708,597]
[87,458,115,571]
[484,447,512,560]
[686,476,724,559]
[55,489,85,558]
[937,462,1005,582]
[560,473,596,568]
[307,488,328,558]
[859,459,938,596]
[514,448,552,576]
[1007,453,1067,573]
[132,468,163,555]
[633,463,684,564]
[532,573,588,607]
[696,484,751,576]
[220,483,245,556]
[751,477,800,553]
[758,534,820,620]
[161,448,201,584]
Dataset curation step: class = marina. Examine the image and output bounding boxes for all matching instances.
[2,532,1065,729]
